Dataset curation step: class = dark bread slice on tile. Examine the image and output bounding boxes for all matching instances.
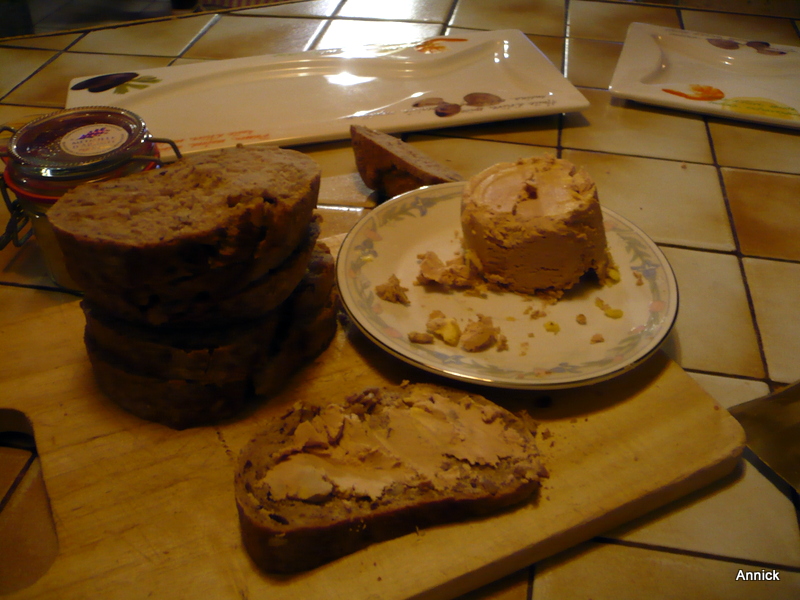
[350,124,463,199]
[234,383,542,573]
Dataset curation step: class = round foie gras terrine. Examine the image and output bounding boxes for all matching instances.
[461,155,612,295]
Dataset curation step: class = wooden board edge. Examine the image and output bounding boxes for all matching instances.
[412,419,746,600]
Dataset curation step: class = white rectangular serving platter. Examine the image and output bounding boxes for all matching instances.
[610,22,800,129]
[66,29,588,157]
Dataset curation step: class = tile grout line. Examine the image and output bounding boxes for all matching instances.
[596,0,800,19]
[527,562,536,599]
[442,0,460,35]
[593,536,800,573]
[702,116,774,389]
[0,42,77,104]
[173,12,222,61]
[0,450,36,514]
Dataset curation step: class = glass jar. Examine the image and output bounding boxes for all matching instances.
[0,106,181,290]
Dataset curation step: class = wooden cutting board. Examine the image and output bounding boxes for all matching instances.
[0,286,744,600]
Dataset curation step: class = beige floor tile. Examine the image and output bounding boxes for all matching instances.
[70,14,217,56]
[450,0,566,37]
[606,456,800,567]
[565,38,622,89]
[298,140,375,207]
[0,105,53,130]
[3,52,172,108]
[405,135,553,179]
[337,0,453,22]
[0,237,56,288]
[534,541,800,600]
[688,372,770,410]
[743,257,800,383]
[562,88,714,163]
[183,14,325,59]
[314,19,441,49]
[0,33,80,50]
[426,114,560,149]
[446,29,565,70]
[0,186,43,288]
[0,47,57,99]
[169,57,214,66]
[710,120,800,175]
[659,247,764,378]
[567,0,681,42]
[238,0,341,17]
[526,34,566,71]
[0,446,31,502]
[681,10,800,46]
[316,204,368,239]
[562,150,735,251]
[455,568,529,600]
[724,168,800,261]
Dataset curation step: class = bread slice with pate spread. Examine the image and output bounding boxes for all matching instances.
[350,125,463,199]
[234,383,543,573]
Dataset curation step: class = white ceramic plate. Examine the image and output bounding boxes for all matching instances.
[336,182,679,390]
[65,29,588,158]
[610,22,800,129]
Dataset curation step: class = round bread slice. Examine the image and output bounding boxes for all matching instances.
[82,218,320,326]
[49,145,321,291]
[252,287,339,397]
[85,334,252,430]
[235,383,543,573]
[86,286,339,430]
[82,242,336,384]
[350,125,463,199]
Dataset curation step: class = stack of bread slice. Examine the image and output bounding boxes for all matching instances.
[49,146,337,429]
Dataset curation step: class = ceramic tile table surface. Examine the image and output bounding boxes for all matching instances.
[1,0,800,598]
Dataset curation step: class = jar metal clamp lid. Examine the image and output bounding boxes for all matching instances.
[0,106,181,251]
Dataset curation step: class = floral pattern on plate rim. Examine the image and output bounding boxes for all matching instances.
[339,184,678,388]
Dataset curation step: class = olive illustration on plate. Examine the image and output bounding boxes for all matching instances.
[413,92,505,118]
[463,92,504,106]
[745,40,786,55]
[707,38,740,50]
[71,72,139,93]
[435,102,462,117]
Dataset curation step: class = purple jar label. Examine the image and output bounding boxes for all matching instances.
[60,123,129,157]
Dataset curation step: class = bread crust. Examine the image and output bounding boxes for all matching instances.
[86,284,339,429]
[49,145,321,291]
[350,125,463,198]
[82,241,336,384]
[82,219,321,326]
[235,383,542,572]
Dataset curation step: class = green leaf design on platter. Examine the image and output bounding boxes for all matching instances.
[113,76,162,94]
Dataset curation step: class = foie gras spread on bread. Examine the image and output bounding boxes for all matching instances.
[461,154,611,295]
[235,383,543,573]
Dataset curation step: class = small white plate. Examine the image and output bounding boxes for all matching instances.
[336,182,679,390]
[610,22,800,129]
[65,30,588,158]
